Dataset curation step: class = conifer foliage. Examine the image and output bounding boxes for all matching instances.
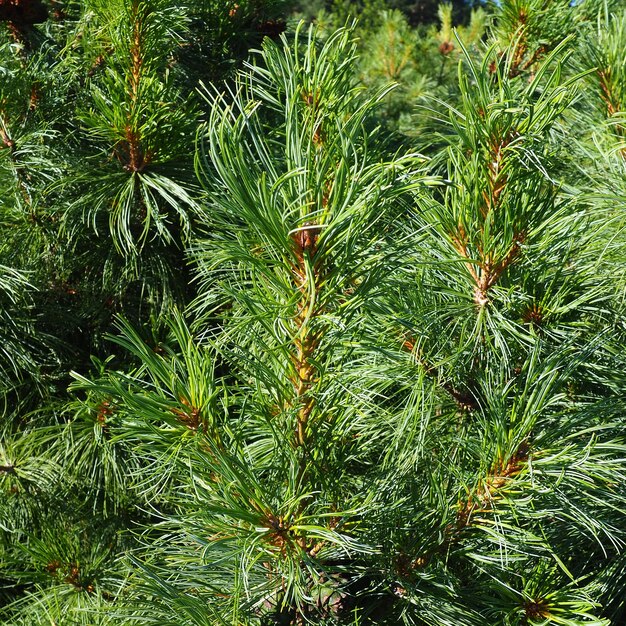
[2,1,626,625]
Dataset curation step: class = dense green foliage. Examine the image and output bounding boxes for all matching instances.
[2,0,626,624]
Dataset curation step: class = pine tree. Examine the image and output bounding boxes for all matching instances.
[2,1,626,625]
[0,0,287,622]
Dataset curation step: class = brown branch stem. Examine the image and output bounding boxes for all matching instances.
[398,442,529,575]
[403,336,479,411]
[113,0,152,173]
[289,224,323,449]
[0,107,37,219]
